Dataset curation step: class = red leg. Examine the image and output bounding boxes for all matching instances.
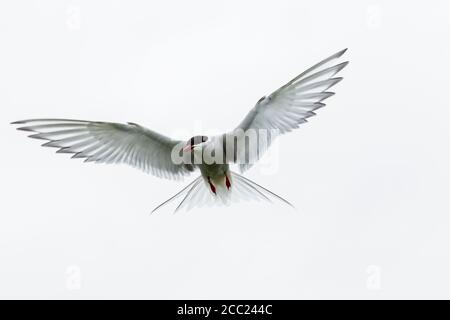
[207,177,216,195]
[225,173,231,190]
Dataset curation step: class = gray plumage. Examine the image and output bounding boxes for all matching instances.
[12,49,349,212]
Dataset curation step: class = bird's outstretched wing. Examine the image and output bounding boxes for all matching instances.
[225,49,349,172]
[12,119,193,180]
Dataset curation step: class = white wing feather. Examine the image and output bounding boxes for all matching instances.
[12,119,193,180]
[228,49,349,172]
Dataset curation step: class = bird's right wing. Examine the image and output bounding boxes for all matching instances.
[223,49,348,172]
[12,119,194,180]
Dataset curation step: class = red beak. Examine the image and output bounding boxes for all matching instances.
[182,145,194,152]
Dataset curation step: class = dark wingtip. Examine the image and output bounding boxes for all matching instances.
[56,147,72,154]
[28,133,47,140]
[336,61,350,71]
[340,48,348,55]
[11,120,26,125]
[341,61,350,70]
[17,127,33,132]
[333,48,348,59]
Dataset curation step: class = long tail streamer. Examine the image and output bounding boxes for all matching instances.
[151,171,294,213]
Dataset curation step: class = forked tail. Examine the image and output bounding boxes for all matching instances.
[151,171,294,213]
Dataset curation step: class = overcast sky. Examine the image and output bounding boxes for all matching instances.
[1,0,450,299]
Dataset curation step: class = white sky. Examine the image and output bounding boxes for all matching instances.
[1,0,450,299]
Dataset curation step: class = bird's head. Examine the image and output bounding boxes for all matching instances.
[182,135,209,154]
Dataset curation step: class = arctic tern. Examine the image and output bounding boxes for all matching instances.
[12,49,348,212]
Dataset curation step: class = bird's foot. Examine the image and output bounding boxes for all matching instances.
[225,174,231,190]
[207,177,216,195]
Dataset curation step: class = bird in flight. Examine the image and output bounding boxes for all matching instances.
[12,49,348,212]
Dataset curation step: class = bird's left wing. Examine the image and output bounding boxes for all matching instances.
[223,49,349,172]
[12,119,193,180]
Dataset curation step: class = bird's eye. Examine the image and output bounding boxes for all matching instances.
[257,96,266,104]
